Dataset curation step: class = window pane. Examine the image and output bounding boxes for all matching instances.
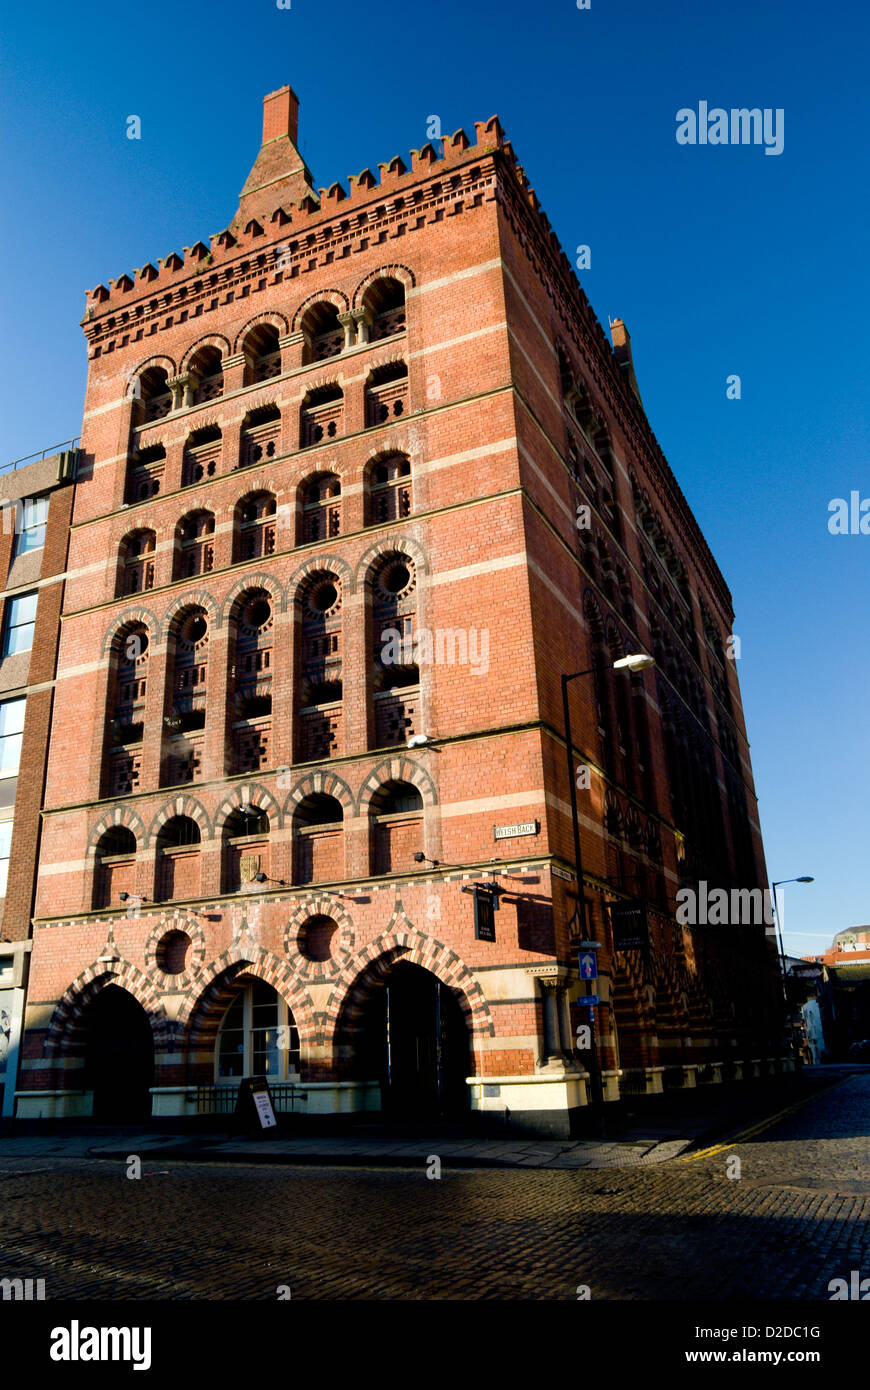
[0,700,25,737]
[0,732,22,774]
[13,498,48,555]
[11,592,38,625]
[0,822,12,857]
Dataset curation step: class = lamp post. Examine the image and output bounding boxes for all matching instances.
[561,652,655,1115]
[770,875,814,1064]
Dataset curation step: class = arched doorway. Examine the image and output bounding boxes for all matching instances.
[357,961,470,1120]
[82,985,155,1122]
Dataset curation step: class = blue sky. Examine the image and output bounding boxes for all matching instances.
[1,0,866,954]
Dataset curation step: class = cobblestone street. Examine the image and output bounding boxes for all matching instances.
[1,1072,868,1301]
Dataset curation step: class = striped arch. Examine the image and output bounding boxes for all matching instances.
[604,614,626,659]
[358,756,438,812]
[129,354,177,386]
[233,311,290,354]
[282,770,354,821]
[86,805,146,860]
[161,589,221,640]
[325,929,495,1070]
[288,552,354,602]
[178,947,317,1050]
[42,960,169,1059]
[354,534,430,589]
[100,606,161,659]
[582,586,605,639]
[215,781,281,831]
[364,350,407,377]
[147,795,212,846]
[299,372,345,400]
[219,572,285,624]
[291,288,350,332]
[352,264,416,307]
[179,333,232,373]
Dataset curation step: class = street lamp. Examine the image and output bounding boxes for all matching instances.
[561,653,655,1115]
[770,876,814,1062]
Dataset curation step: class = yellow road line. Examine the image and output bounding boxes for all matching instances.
[679,1078,850,1162]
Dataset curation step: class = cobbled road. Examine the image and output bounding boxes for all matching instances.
[1,1073,868,1300]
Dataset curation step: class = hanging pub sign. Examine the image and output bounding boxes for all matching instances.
[609,900,649,952]
[463,883,499,941]
[235,1075,277,1132]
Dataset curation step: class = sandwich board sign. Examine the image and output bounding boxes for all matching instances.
[235,1075,277,1131]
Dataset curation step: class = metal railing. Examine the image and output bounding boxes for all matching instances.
[2,439,80,476]
[191,1083,308,1116]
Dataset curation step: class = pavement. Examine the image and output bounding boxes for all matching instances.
[1,1068,868,1300]
[1,1065,855,1171]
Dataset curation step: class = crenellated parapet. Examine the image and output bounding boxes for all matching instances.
[81,113,510,329]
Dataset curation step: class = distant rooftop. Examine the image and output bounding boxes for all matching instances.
[1,439,80,477]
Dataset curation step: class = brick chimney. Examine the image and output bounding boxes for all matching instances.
[609,318,642,405]
[233,83,315,229]
[262,85,300,145]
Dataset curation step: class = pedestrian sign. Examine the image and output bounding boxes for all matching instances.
[579,951,598,980]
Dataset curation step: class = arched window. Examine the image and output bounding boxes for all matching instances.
[163,608,208,786]
[366,454,411,525]
[242,324,281,385]
[216,981,299,1083]
[239,404,281,469]
[370,553,419,748]
[293,794,343,885]
[300,472,341,542]
[230,591,273,773]
[118,530,156,596]
[301,302,343,364]
[296,573,342,762]
[133,366,172,427]
[235,492,277,563]
[370,780,423,875]
[363,277,406,342]
[300,383,344,448]
[221,807,271,893]
[174,510,215,580]
[125,443,165,504]
[93,826,137,910]
[365,362,408,427]
[189,346,224,404]
[106,624,149,797]
[155,815,201,902]
[182,425,221,487]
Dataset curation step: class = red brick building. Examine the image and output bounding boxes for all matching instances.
[16,85,783,1134]
[0,443,76,1117]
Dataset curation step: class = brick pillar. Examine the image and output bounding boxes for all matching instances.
[211,505,236,572]
[110,398,137,512]
[280,331,305,375]
[343,369,366,437]
[140,639,171,791]
[272,606,294,775]
[222,352,246,395]
[342,590,368,756]
[163,432,186,495]
[202,627,232,781]
[222,417,243,475]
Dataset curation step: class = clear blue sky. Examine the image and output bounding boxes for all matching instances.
[1,0,867,955]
